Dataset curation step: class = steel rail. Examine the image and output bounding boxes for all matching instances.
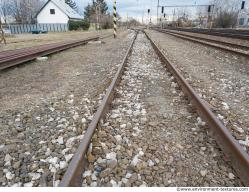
[59,32,138,187]
[0,39,92,61]
[0,36,100,71]
[157,29,249,51]
[165,27,249,40]
[154,29,249,58]
[144,30,249,186]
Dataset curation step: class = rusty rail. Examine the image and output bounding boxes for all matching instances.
[59,30,249,187]
[154,29,249,58]
[0,36,100,70]
[59,32,138,187]
[144,30,249,186]
[160,27,249,40]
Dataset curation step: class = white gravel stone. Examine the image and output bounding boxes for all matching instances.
[0,144,5,150]
[50,166,57,173]
[239,137,249,147]
[122,178,128,184]
[110,114,119,119]
[228,173,235,180]
[28,173,41,181]
[148,159,155,167]
[11,182,22,187]
[221,102,229,110]
[54,180,60,187]
[45,148,51,156]
[110,179,118,187]
[155,158,160,164]
[59,161,68,169]
[125,173,132,179]
[197,117,206,126]
[66,137,76,148]
[139,181,147,187]
[48,157,59,165]
[37,169,44,173]
[36,56,48,61]
[39,141,46,144]
[68,99,74,104]
[120,124,126,128]
[90,182,97,187]
[217,114,224,120]
[57,136,64,145]
[91,173,97,181]
[200,170,207,177]
[83,170,92,178]
[6,172,15,180]
[114,135,122,143]
[81,118,87,124]
[106,152,117,160]
[4,154,12,162]
[73,114,79,120]
[65,154,74,162]
[23,182,33,187]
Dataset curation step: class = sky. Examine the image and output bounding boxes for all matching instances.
[75,0,249,23]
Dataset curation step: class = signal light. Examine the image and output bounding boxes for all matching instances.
[241,1,245,9]
[161,6,164,13]
[208,5,211,13]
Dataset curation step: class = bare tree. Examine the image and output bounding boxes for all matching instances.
[0,18,6,44]
[196,6,209,27]
[0,0,44,24]
[211,0,239,28]
[0,0,13,23]
[173,8,191,27]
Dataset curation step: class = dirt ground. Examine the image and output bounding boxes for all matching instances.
[0,29,113,51]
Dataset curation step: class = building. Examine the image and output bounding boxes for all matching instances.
[0,17,5,24]
[36,0,83,24]
[238,9,249,27]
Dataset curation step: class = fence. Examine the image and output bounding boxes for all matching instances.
[3,23,69,34]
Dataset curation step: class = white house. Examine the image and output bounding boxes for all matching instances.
[238,9,249,27]
[36,0,83,24]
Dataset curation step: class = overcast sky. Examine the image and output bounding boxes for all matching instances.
[75,0,248,22]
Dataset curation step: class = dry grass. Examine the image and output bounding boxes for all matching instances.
[0,29,112,51]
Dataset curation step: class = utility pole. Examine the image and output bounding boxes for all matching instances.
[127,13,129,29]
[157,0,159,25]
[113,0,117,38]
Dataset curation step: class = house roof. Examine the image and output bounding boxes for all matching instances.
[37,0,83,20]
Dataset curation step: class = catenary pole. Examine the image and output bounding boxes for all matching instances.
[113,0,117,38]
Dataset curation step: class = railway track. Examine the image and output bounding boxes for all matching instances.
[164,27,249,40]
[58,30,249,187]
[154,29,249,58]
[0,36,100,71]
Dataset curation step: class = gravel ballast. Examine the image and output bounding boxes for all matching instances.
[82,33,242,187]
[146,30,249,153]
[0,30,135,187]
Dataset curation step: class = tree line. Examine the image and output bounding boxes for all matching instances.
[84,0,113,29]
[0,0,43,24]
[166,0,245,28]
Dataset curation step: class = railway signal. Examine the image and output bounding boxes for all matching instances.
[241,1,245,9]
[161,6,164,13]
[208,5,211,12]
